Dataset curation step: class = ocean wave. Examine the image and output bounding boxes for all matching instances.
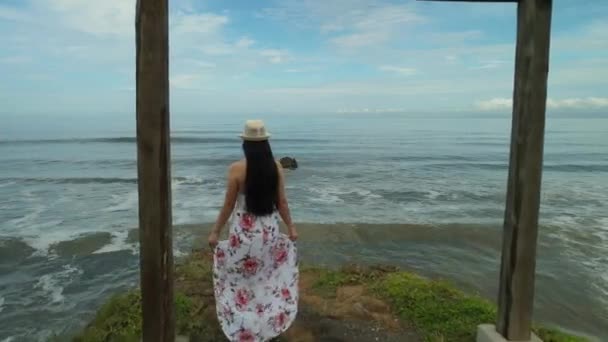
[0,136,326,145]
[34,264,82,305]
[386,155,479,162]
[102,191,138,213]
[0,176,219,185]
[544,164,608,172]
[0,296,5,313]
[93,231,138,255]
[423,162,608,172]
[307,186,383,204]
[0,181,16,188]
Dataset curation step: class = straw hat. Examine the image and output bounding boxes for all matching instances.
[239,120,271,141]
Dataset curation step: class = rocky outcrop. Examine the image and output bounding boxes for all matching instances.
[280,157,298,170]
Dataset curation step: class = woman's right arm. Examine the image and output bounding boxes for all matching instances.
[276,162,297,239]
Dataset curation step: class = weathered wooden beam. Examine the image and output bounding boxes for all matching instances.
[135,0,174,341]
[497,0,552,340]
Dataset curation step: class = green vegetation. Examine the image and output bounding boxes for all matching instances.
[73,291,142,342]
[71,254,589,342]
[311,267,589,342]
[72,252,224,342]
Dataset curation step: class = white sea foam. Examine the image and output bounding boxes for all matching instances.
[5,205,46,229]
[174,175,207,186]
[426,190,441,200]
[34,264,82,304]
[102,190,138,212]
[23,225,74,257]
[1,337,15,342]
[0,181,15,188]
[307,185,382,204]
[93,230,137,255]
[308,192,343,204]
[173,190,222,224]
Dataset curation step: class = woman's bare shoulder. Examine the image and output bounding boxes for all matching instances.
[228,160,246,174]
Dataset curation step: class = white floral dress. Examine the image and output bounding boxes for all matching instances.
[213,193,299,342]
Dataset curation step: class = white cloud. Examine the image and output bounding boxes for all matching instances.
[2,0,607,115]
[235,37,255,48]
[171,12,229,35]
[330,5,424,49]
[170,74,200,90]
[548,97,608,109]
[331,32,385,49]
[471,60,509,70]
[430,30,483,44]
[45,0,135,37]
[259,49,290,64]
[553,20,608,51]
[476,97,608,111]
[379,65,417,76]
[262,1,424,49]
[475,98,513,111]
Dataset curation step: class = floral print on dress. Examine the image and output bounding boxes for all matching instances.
[213,194,299,342]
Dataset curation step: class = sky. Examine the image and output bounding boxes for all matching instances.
[0,0,607,116]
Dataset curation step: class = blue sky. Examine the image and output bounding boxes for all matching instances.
[0,0,606,116]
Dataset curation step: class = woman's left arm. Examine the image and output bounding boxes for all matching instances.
[211,164,239,235]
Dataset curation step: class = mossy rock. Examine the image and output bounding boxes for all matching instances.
[71,253,589,342]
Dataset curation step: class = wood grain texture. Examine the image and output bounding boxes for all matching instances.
[135,0,174,341]
[497,0,552,340]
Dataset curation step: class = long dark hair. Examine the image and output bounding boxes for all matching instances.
[243,140,278,216]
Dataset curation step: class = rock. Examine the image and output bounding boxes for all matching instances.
[0,238,36,263]
[49,232,113,257]
[280,157,298,170]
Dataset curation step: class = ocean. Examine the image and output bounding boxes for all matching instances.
[1,112,607,341]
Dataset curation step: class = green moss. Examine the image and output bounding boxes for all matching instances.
[175,255,212,280]
[310,264,394,297]
[535,327,590,342]
[72,290,221,342]
[372,272,588,342]
[310,268,350,297]
[373,272,495,341]
[73,291,142,342]
[72,255,589,342]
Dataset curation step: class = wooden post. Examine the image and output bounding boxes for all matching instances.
[135,0,174,341]
[497,0,552,340]
[417,0,552,340]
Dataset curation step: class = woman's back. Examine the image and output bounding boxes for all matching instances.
[208,120,299,341]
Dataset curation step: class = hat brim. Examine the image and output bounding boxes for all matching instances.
[239,134,271,141]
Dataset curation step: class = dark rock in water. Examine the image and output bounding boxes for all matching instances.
[127,228,139,244]
[0,238,36,263]
[49,232,113,257]
[280,157,298,170]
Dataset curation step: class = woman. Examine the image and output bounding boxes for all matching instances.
[207,120,299,342]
